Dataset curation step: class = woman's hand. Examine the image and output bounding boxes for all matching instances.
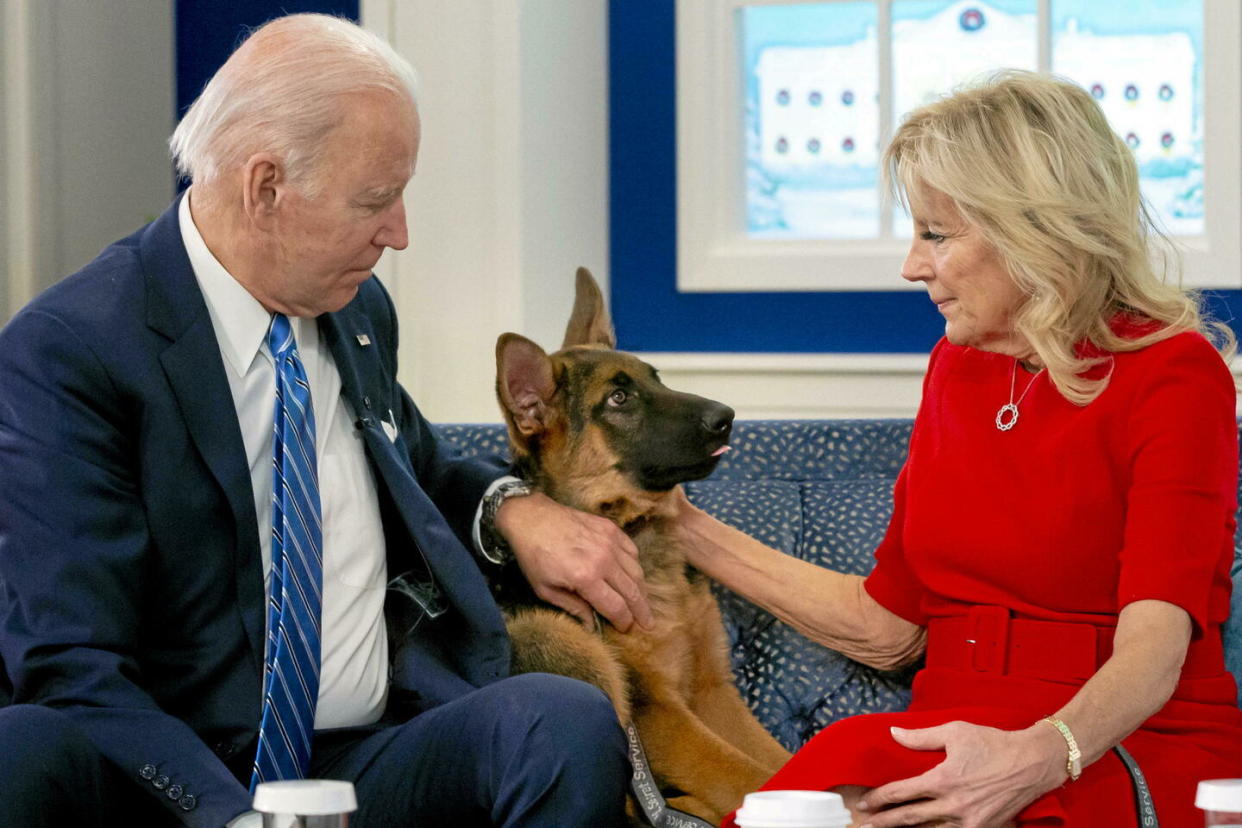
[855,720,1067,828]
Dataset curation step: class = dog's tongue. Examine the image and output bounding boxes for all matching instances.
[711,445,731,457]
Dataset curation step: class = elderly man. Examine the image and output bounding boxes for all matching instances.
[0,14,643,827]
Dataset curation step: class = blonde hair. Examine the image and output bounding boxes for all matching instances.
[884,70,1233,405]
[169,13,418,196]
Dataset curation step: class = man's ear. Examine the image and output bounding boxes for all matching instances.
[561,267,616,350]
[496,333,556,435]
[241,153,285,230]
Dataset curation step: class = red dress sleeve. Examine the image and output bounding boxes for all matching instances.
[864,465,929,625]
[1117,333,1238,634]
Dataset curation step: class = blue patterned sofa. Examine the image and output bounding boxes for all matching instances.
[441,419,1242,750]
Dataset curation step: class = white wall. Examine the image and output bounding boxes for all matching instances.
[0,5,10,324]
[1,0,175,321]
[361,0,612,424]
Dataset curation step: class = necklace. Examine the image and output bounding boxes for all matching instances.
[995,360,1044,432]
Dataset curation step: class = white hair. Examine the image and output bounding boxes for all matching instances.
[169,13,419,195]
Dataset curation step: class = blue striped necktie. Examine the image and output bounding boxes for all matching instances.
[251,313,323,791]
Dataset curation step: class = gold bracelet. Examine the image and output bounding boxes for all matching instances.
[1041,716,1082,781]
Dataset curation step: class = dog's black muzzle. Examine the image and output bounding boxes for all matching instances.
[631,394,735,491]
[699,400,734,439]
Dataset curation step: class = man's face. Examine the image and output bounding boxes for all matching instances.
[264,90,419,316]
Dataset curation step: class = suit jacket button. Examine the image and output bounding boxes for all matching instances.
[178,794,197,811]
[214,741,235,759]
[166,784,184,799]
[138,764,157,780]
[153,774,169,790]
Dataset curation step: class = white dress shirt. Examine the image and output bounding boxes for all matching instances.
[179,192,388,729]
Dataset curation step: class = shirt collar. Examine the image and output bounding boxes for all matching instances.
[179,190,276,377]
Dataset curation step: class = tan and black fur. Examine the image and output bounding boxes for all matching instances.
[494,268,790,824]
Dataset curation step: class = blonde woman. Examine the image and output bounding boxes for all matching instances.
[687,71,1242,827]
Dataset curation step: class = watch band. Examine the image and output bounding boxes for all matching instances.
[479,478,535,564]
[1041,716,1082,782]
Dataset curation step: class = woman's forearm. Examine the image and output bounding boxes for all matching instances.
[1047,599,1190,768]
[677,501,925,670]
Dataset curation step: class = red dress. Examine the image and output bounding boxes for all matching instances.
[724,326,1242,827]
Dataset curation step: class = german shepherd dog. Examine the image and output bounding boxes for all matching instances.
[493,269,790,824]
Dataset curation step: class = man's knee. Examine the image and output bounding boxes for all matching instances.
[486,672,628,787]
[486,674,628,826]
[498,673,624,744]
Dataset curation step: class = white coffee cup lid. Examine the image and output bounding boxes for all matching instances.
[734,790,852,828]
[1197,779,1242,811]
[253,780,358,815]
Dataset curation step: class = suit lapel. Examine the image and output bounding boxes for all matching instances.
[318,304,429,535]
[319,305,382,436]
[141,197,266,675]
[321,298,509,657]
[321,307,464,588]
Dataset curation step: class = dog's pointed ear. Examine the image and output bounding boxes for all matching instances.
[561,267,616,350]
[496,333,556,435]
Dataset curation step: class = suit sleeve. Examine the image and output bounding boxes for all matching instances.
[0,309,251,827]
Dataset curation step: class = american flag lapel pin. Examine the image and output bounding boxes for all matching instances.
[356,334,372,346]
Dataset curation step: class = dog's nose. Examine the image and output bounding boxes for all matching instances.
[700,403,734,434]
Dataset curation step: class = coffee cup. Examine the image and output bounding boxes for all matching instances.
[1197,779,1242,827]
[253,779,358,828]
[734,789,852,828]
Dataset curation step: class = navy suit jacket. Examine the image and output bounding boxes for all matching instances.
[0,197,512,826]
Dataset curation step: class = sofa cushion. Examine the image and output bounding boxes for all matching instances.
[1228,557,1242,689]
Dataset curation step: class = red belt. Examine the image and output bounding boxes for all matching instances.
[926,606,1114,682]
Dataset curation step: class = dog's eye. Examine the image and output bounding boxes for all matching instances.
[607,389,628,407]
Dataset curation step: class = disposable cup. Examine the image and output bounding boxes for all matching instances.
[734,790,852,828]
[253,779,357,828]
[1197,779,1242,826]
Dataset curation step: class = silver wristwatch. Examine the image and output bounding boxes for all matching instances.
[479,478,535,564]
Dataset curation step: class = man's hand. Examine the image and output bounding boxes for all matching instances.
[854,721,1066,828]
[495,492,654,632]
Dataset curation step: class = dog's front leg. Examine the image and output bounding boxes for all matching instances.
[686,601,792,773]
[631,680,774,824]
[688,678,791,775]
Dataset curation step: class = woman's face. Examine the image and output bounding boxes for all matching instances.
[901,186,1033,360]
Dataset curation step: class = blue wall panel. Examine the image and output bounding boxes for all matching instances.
[608,0,1242,354]
[175,0,360,118]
